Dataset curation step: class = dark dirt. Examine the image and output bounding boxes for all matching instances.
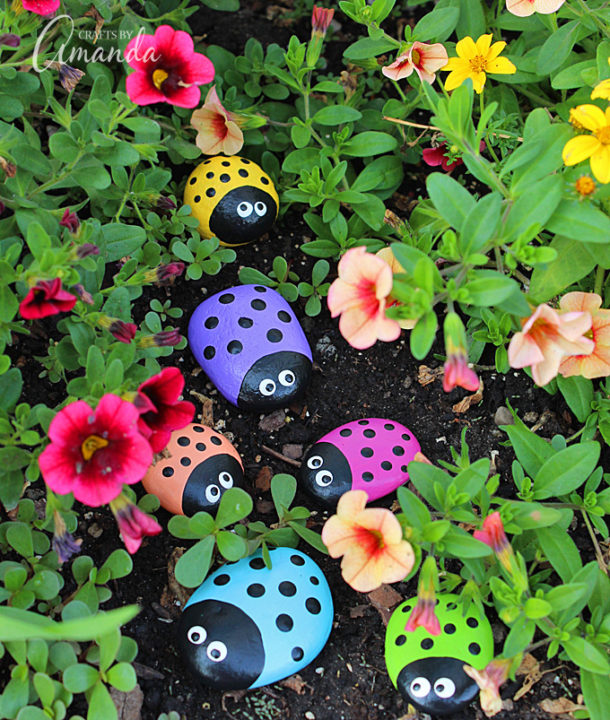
[3,3,595,720]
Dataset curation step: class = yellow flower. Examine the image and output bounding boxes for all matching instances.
[591,79,610,101]
[562,105,610,184]
[442,34,516,94]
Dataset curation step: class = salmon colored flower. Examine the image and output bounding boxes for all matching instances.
[404,556,441,636]
[562,105,610,184]
[134,367,195,453]
[311,5,334,37]
[507,303,594,386]
[124,25,214,108]
[322,490,414,593]
[327,246,402,349]
[443,35,516,94]
[464,658,512,717]
[474,512,514,575]
[39,394,153,507]
[558,292,610,379]
[382,42,448,85]
[506,0,565,16]
[443,312,480,393]
[191,86,244,156]
[19,279,77,319]
[110,492,162,554]
[22,0,59,15]
[376,248,416,330]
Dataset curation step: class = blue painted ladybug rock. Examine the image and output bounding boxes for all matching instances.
[177,548,333,690]
[300,418,421,508]
[188,285,312,411]
[385,593,494,716]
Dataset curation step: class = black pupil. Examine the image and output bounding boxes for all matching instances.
[211,649,220,658]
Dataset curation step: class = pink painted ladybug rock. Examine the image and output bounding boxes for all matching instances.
[142,424,244,515]
[300,419,421,508]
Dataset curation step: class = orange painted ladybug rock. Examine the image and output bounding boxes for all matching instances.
[142,423,245,515]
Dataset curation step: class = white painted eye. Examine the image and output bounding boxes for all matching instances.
[205,484,221,504]
[434,678,456,699]
[237,202,253,218]
[207,641,227,663]
[254,201,267,217]
[410,677,431,699]
[259,378,276,396]
[307,455,323,470]
[218,472,233,489]
[315,470,333,487]
[187,626,207,645]
[278,369,295,387]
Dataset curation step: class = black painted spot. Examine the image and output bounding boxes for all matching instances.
[241,158,251,164]
[447,602,458,610]
[206,188,215,197]
[181,457,191,467]
[340,429,352,437]
[401,604,412,612]
[250,557,265,569]
[254,286,267,293]
[292,647,304,661]
[222,161,231,167]
[381,461,392,471]
[247,583,265,598]
[401,465,408,473]
[395,635,407,646]
[228,340,243,354]
[290,554,305,566]
[402,433,411,441]
[193,426,204,433]
[205,316,219,329]
[362,471,374,482]
[260,176,269,184]
[393,446,405,456]
[361,447,373,458]
[279,581,296,597]
[276,614,293,632]
[239,317,253,328]
[196,442,206,451]
[220,173,230,183]
[358,420,369,425]
[162,467,174,477]
[385,423,395,431]
[206,171,214,179]
[203,160,211,164]
[238,169,248,178]
[267,329,282,343]
[189,176,197,185]
[421,638,434,650]
[204,346,215,360]
[219,293,234,304]
[210,436,222,446]
[363,429,376,438]
[214,574,230,585]
[310,576,319,585]
[467,617,479,628]
[178,436,190,447]
[444,623,456,634]
[194,195,201,203]
[306,598,321,614]
[251,299,266,310]
[277,310,291,323]
[469,643,481,655]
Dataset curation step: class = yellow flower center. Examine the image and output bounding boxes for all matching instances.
[152,68,169,90]
[412,49,421,66]
[575,176,596,196]
[81,434,109,461]
[469,55,487,74]
[595,126,610,145]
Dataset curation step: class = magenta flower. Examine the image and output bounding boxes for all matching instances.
[423,143,463,172]
[100,318,138,344]
[22,0,59,15]
[19,279,77,320]
[124,25,214,108]
[59,208,79,233]
[110,493,162,554]
[39,394,153,507]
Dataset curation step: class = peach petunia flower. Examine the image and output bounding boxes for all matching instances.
[191,85,244,156]
[321,490,414,593]
[464,658,512,717]
[327,246,402,349]
[558,292,610,379]
[506,0,565,16]
[382,42,448,85]
[376,247,416,330]
[507,303,594,386]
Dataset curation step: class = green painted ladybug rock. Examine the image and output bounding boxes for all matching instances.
[385,594,493,717]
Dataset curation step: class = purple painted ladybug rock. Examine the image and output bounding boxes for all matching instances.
[188,285,312,412]
[300,419,421,508]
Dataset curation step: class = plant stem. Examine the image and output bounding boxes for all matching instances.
[581,509,608,576]
[594,265,605,296]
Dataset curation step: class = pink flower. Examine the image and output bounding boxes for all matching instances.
[443,312,480,392]
[124,25,214,108]
[382,42,448,84]
[19,279,77,319]
[322,490,414,593]
[327,246,402,350]
[506,0,565,17]
[134,367,195,453]
[423,143,463,172]
[110,492,162,554]
[404,556,441,636]
[191,85,244,156]
[59,208,79,233]
[22,0,59,15]
[474,512,514,575]
[99,318,138,344]
[39,394,153,507]
[464,659,512,717]
[558,292,610,379]
[311,6,335,37]
[508,303,594,386]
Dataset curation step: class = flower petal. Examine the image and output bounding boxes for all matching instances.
[562,135,601,166]
[559,291,602,314]
[535,0,566,12]
[444,69,473,92]
[506,0,536,16]
[486,56,516,75]
[569,105,607,132]
[456,36,478,60]
[590,143,610,184]
[126,71,165,106]
[475,34,493,56]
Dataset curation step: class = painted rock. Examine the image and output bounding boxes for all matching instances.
[183,156,279,247]
[300,418,421,508]
[385,593,494,716]
[141,424,244,515]
[177,548,333,690]
[188,285,312,411]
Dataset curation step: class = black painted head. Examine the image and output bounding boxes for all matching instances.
[210,186,277,246]
[238,351,311,411]
[397,656,478,717]
[300,442,352,508]
[182,454,245,515]
[177,599,265,690]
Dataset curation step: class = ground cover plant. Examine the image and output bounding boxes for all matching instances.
[1,0,610,718]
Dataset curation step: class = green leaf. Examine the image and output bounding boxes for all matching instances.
[342,132,398,157]
[536,20,581,75]
[101,224,146,263]
[545,583,589,613]
[312,106,362,126]
[63,663,99,693]
[426,173,475,231]
[397,487,431,530]
[581,669,610,720]
[174,536,215,588]
[214,487,253,528]
[545,199,610,244]
[535,525,582,582]
[413,6,459,42]
[453,459,489,500]
[505,175,562,240]
[410,311,438,360]
[88,681,117,720]
[0,368,23,411]
[524,597,551,619]
[532,442,600,499]
[106,662,136,692]
[7,523,33,558]
[503,615,535,657]
[563,637,610,675]
[556,375,593,423]
[216,531,248,561]
[502,413,554,478]
[466,272,519,306]
[288,521,328,554]
[444,526,493,558]
[271,474,297,518]
[460,193,502,254]
[529,236,597,303]
[343,36,397,60]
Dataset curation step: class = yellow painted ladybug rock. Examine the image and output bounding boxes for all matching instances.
[142,423,245,515]
[184,156,279,247]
